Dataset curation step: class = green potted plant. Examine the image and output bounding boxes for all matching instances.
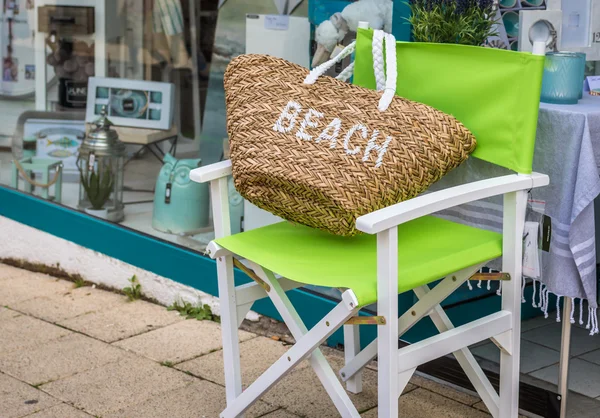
[79,163,114,219]
[407,0,497,46]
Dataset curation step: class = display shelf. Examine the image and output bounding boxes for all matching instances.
[494,1,548,50]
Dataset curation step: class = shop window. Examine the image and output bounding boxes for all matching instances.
[0,0,308,255]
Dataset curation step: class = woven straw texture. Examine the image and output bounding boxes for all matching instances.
[224,54,477,236]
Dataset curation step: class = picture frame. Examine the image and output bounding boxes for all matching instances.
[23,117,86,181]
[85,77,175,130]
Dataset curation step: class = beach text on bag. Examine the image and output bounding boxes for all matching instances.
[272,101,392,168]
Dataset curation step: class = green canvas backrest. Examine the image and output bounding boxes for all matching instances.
[353,28,545,174]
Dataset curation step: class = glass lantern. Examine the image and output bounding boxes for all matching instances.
[77,107,126,222]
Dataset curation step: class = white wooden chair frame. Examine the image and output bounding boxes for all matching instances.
[191,161,549,418]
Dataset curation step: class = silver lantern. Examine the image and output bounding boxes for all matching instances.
[77,107,126,222]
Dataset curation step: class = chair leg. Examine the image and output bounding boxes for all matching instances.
[249,263,361,417]
[237,302,253,327]
[377,227,399,418]
[398,367,416,398]
[340,264,484,383]
[217,255,244,413]
[344,324,363,394]
[499,190,527,418]
[220,294,359,418]
[415,286,500,417]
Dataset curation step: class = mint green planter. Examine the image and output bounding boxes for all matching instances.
[10,157,63,203]
[152,153,209,234]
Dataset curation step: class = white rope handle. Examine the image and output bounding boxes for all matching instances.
[303,41,356,85]
[335,62,355,82]
[372,30,386,91]
[372,31,397,112]
[303,29,397,112]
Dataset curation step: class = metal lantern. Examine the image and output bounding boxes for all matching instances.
[77,107,126,222]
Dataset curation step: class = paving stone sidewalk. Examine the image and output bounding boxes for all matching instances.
[0,263,500,417]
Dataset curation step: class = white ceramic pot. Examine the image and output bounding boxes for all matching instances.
[84,207,109,219]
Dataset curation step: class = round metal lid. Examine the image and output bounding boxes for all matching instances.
[79,106,126,157]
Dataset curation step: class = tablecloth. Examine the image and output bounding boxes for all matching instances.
[430,95,600,332]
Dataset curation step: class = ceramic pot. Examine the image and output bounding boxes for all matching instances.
[522,0,544,7]
[85,207,108,219]
[540,52,586,105]
[499,0,517,8]
[152,153,209,234]
[502,11,520,38]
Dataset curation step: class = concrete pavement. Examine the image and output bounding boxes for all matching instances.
[0,262,502,417]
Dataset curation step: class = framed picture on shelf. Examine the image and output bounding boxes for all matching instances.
[24,118,85,180]
[85,77,175,130]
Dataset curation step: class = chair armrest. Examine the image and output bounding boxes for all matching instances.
[190,160,232,183]
[356,172,549,234]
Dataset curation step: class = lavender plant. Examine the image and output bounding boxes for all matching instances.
[407,0,497,46]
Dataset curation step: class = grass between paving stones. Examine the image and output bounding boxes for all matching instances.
[122,275,142,301]
[0,258,163,305]
[0,259,297,344]
[167,300,220,322]
[1,258,91,288]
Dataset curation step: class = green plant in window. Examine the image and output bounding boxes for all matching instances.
[407,0,497,46]
[123,275,142,301]
[79,163,114,210]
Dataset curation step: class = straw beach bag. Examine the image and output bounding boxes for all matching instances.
[224,30,476,236]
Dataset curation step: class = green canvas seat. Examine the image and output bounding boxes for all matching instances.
[215,215,502,307]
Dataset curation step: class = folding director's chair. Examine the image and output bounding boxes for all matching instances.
[190,36,548,418]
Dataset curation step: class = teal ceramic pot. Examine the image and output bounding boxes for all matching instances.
[540,52,585,105]
[152,153,209,234]
[499,0,517,8]
[502,11,520,38]
[521,0,544,6]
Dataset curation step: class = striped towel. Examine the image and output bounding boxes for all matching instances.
[153,0,184,35]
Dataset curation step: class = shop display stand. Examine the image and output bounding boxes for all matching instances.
[34,0,107,111]
[498,1,547,51]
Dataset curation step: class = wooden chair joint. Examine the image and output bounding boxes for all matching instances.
[345,315,386,325]
[233,258,271,292]
[470,272,511,281]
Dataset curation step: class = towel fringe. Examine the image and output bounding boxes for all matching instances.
[464,274,598,336]
[570,297,575,324]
